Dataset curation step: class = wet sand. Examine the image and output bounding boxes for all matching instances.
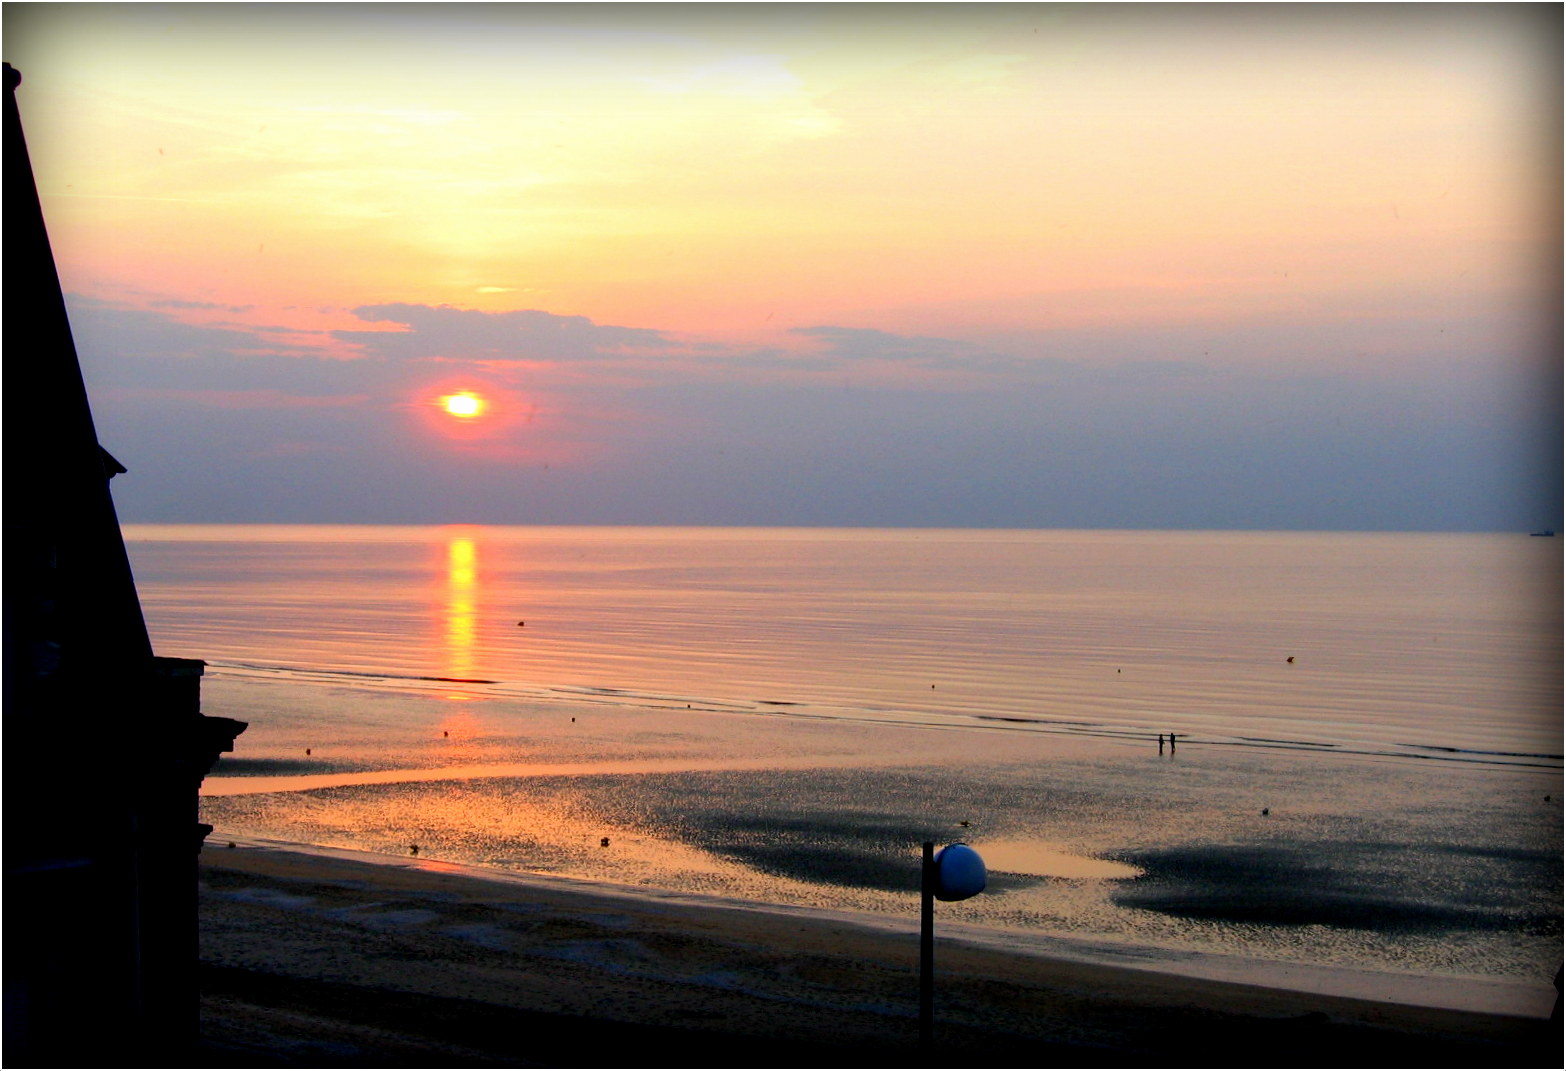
[199,839,1558,1067]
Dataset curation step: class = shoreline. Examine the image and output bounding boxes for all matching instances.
[199,834,1558,1066]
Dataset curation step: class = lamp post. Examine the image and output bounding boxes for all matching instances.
[919,841,986,1047]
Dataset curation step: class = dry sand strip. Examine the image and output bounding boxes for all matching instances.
[198,842,1558,1068]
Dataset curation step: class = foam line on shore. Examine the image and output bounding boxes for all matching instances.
[204,660,1563,770]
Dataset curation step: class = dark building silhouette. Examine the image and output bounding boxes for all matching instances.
[3,63,244,1064]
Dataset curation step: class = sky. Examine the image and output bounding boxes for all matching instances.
[6,3,1561,529]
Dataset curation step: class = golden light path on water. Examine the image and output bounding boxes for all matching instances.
[443,535,477,683]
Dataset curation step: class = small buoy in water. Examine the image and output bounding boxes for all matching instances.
[1286,656,1295,663]
[443,730,448,737]
[305,748,311,756]
[600,837,610,848]
[571,717,575,723]
[517,621,524,627]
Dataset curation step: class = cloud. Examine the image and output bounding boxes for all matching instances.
[791,325,976,362]
[338,303,676,363]
[148,298,259,313]
[330,303,1057,380]
[787,324,1068,379]
[325,304,1077,392]
[68,297,374,398]
[110,387,372,411]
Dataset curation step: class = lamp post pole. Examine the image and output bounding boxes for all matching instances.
[919,840,935,1047]
[918,840,985,1050]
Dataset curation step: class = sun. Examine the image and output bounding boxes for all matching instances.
[420,384,517,444]
[440,391,485,419]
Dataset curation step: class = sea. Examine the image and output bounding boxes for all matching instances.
[131,526,1563,990]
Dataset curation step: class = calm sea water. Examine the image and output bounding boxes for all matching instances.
[129,526,1559,761]
[129,526,1563,984]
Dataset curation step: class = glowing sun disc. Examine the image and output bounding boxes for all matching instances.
[441,392,485,418]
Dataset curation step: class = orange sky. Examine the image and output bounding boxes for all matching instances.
[12,5,1555,352]
[4,4,1559,528]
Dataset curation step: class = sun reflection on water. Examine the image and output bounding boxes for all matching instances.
[443,532,478,687]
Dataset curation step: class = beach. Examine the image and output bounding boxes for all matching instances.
[199,839,1558,1067]
[156,527,1559,1063]
[196,663,1563,987]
